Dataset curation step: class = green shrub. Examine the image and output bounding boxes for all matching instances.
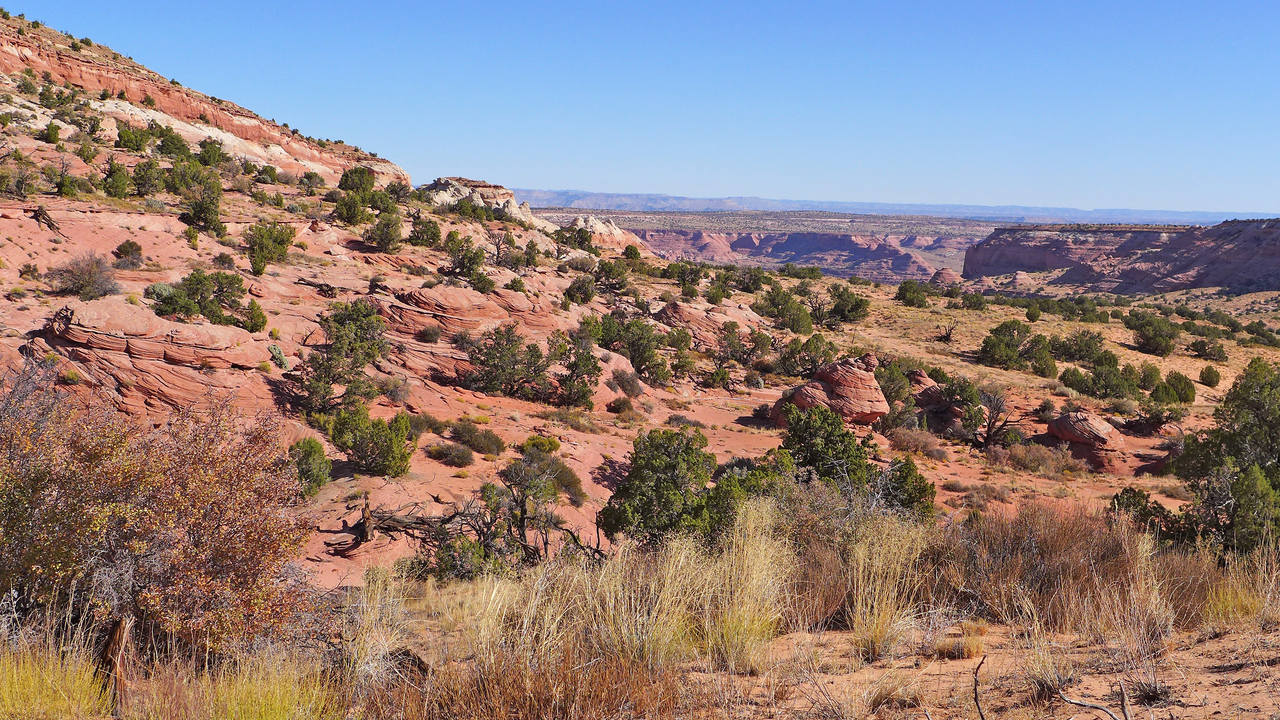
[131,159,164,196]
[333,192,372,225]
[1050,330,1105,363]
[406,215,441,247]
[1127,312,1181,356]
[330,405,414,476]
[363,211,403,252]
[450,419,505,455]
[155,126,190,158]
[445,234,485,276]
[469,272,495,293]
[1137,362,1163,390]
[296,299,387,411]
[752,285,813,333]
[245,221,296,275]
[337,166,375,195]
[894,279,930,308]
[827,284,870,324]
[1164,370,1196,403]
[597,427,717,543]
[112,239,143,269]
[1189,339,1228,362]
[426,442,474,467]
[565,275,596,304]
[289,437,331,496]
[197,138,226,166]
[36,121,59,144]
[1200,365,1221,388]
[1157,358,1280,551]
[242,300,267,333]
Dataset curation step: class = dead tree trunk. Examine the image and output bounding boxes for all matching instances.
[96,615,134,718]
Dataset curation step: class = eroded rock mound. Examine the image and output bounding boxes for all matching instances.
[1048,410,1126,470]
[929,268,962,288]
[654,301,769,348]
[417,177,558,233]
[32,299,268,413]
[770,353,889,426]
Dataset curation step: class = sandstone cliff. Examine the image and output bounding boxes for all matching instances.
[963,219,1280,292]
[632,229,939,282]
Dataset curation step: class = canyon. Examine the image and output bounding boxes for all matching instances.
[963,219,1280,293]
[535,207,993,281]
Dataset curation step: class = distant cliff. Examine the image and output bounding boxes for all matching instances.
[962,219,1280,293]
[632,229,941,282]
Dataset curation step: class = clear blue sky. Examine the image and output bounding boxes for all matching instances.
[13,1,1280,212]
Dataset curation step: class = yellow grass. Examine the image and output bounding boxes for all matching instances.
[0,641,109,720]
[836,515,929,660]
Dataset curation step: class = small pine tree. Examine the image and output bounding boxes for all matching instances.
[1199,365,1221,388]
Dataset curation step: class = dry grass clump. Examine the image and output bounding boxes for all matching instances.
[886,427,948,460]
[934,619,987,660]
[863,671,921,713]
[408,501,792,717]
[1096,532,1174,704]
[825,516,930,660]
[927,502,1141,631]
[0,634,109,720]
[121,655,340,720]
[1021,619,1076,702]
[985,442,1088,478]
[1156,541,1280,632]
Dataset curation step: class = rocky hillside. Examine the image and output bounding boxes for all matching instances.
[963,219,1280,293]
[4,9,1276,603]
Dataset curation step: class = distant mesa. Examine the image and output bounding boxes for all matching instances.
[962,219,1280,293]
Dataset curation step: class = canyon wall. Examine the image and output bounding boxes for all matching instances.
[962,219,1280,293]
[631,229,964,282]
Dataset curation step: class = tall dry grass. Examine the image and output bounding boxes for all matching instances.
[828,516,929,660]
[0,635,109,720]
[470,498,792,674]
[409,499,793,718]
[10,495,1280,719]
[121,655,340,720]
[928,502,1145,631]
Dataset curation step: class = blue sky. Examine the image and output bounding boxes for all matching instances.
[12,1,1280,212]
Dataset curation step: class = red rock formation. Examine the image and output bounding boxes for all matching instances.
[1047,410,1126,470]
[0,26,406,185]
[770,354,889,426]
[33,299,269,413]
[654,301,769,348]
[929,268,962,287]
[631,229,942,282]
[962,220,1280,293]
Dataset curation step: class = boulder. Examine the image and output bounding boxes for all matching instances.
[1047,410,1126,470]
[770,353,889,426]
[929,268,962,288]
[1047,410,1124,449]
[654,301,769,348]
